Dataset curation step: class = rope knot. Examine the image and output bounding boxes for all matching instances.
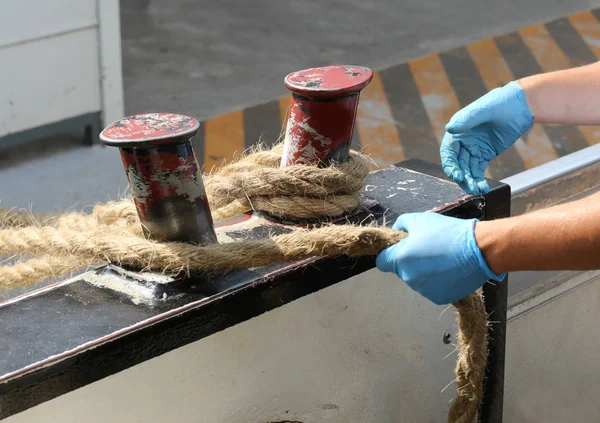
[204,144,371,221]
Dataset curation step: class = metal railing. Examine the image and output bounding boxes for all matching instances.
[502,143,600,215]
[501,142,600,314]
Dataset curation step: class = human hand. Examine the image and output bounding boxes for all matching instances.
[441,81,534,195]
[376,213,505,305]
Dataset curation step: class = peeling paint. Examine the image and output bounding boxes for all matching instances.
[158,164,206,203]
[85,272,156,306]
[126,164,151,204]
[364,184,376,192]
[281,108,333,165]
[101,113,197,141]
[297,117,332,148]
[215,213,265,244]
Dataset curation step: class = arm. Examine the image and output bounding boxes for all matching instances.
[476,190,600,274]
[519,61,600,125]
[384,62,600,305]
[376,192,600,305]
[440,61,600,196]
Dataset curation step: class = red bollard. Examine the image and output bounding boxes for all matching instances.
[281,65,373,167]
[100,113,217,245]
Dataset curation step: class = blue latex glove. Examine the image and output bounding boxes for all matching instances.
[376,213,505,305]
[440,81,534,195]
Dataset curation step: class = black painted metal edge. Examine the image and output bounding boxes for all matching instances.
[478,181,511,423]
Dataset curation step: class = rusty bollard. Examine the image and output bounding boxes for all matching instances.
[100,113,217,245]
[281,65,373,167]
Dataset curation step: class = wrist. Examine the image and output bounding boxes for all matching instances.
[473,219,510,275]
[517,74,557,124]
[514,78,538,120]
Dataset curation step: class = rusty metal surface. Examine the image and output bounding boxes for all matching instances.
[100,113,217,245]
[100,113,200,147]
[280,65,373,166]
[283,66,373,98]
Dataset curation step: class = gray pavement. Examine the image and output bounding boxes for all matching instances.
[122,0,600,120]
[3,0,600,214]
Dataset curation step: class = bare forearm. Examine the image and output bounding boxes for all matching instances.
[475,191,600,274]
[518,61,600,125]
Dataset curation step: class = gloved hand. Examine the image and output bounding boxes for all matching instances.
[376,213,505,305]
[440,81,534,195]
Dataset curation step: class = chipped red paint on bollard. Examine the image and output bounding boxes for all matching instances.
[281,65,373,167]
[100,113,217,245]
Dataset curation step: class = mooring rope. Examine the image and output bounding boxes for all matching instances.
[204,144,371,220]
[0,144,487,423]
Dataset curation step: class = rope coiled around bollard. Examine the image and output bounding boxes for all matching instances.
[204,144,371,221]
[0,144,487,423]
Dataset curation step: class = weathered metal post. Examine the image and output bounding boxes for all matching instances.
[280,65,373,167]
[100,113,217,245]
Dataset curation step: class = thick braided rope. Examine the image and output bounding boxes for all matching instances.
[0,201,142,234]
[0,202,142,289]
[0,224,402,273]
[0,144,487,422]
[203,145,370,221]
[0,256,96,291]
[449,294,488,423]
[0,207,51,228]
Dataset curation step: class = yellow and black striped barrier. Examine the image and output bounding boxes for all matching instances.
[195,9,600,180]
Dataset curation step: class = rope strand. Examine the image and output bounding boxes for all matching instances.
[0,224,406,273]
[0,256,95,290]
[0,207,52,228]
[204,148,370,220]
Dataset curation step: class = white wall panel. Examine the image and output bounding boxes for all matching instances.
[0,28,101,135]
